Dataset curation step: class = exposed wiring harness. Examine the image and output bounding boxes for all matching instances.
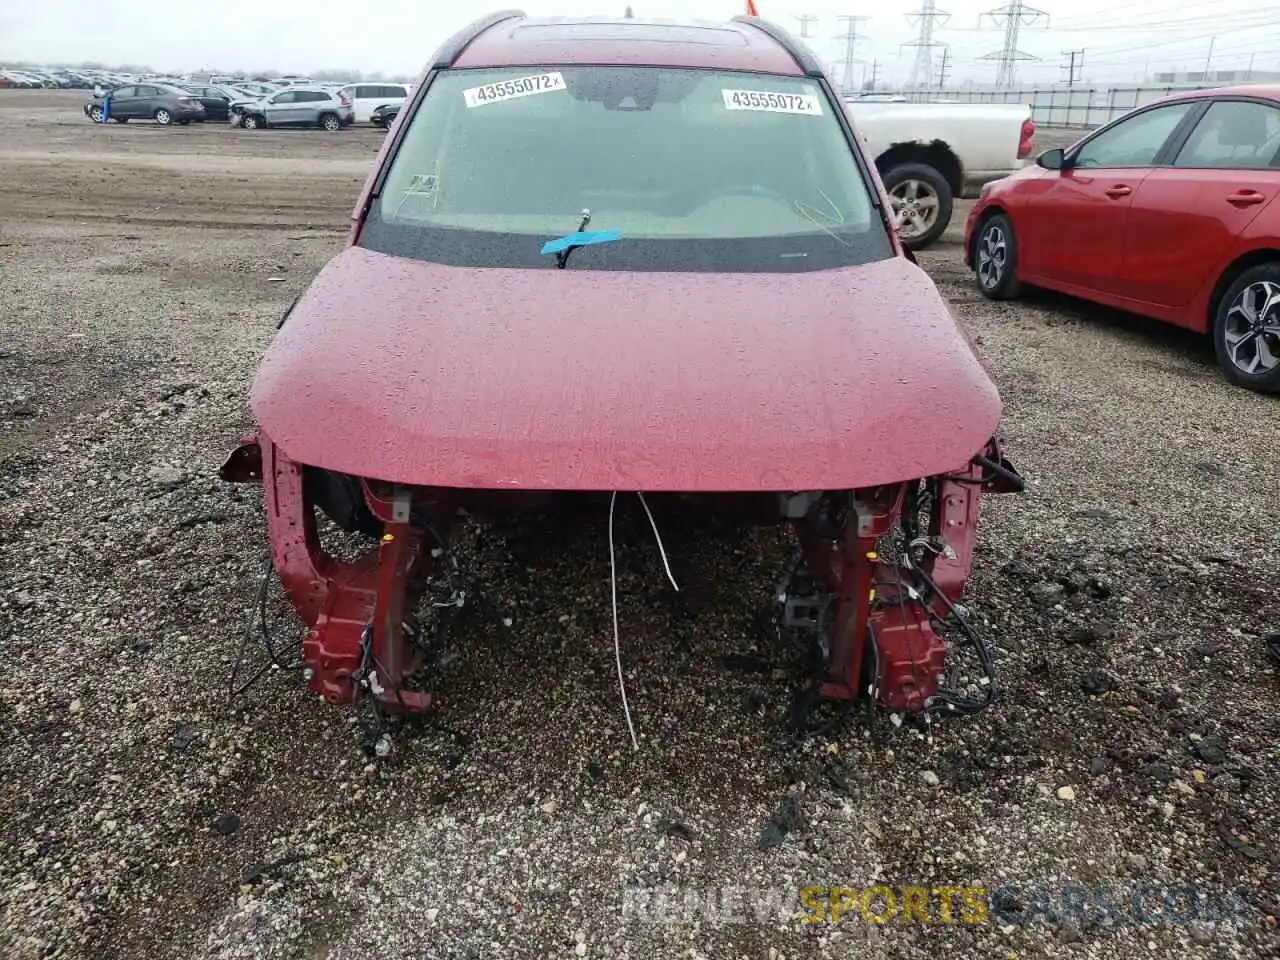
[899,479,997,716]
[226,554,302,706]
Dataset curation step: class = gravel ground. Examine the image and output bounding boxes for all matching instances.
[1,93,1278,960]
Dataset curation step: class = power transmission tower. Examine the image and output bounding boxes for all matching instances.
[834,15,871,95]
[868,59,881,89]
[901,0,950,89]
[793,14,819,38]
[1062,48,1084,85]
[979,2,1049,88]
[937,45,952,88]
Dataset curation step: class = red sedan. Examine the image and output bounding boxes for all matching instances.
[964,85,1280,393]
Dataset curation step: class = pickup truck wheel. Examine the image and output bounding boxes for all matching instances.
[974,213,1022,301]
[1212,263,1280,393]
[882,163,952,251]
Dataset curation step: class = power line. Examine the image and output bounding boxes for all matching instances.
[1062,48,1085,85]
[978,2,1049,88]
[901,0,951,89]
[834,14,871,95]
[1070,16,1275,61]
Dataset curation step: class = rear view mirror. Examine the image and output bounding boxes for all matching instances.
[1037,147,1066,170]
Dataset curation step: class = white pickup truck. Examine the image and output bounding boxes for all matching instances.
[842,97,1036,250]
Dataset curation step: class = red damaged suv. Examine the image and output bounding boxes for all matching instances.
[221,12,1021,739]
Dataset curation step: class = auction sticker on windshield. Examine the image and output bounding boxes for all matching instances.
[464,72,568,108]
[722,89,823,116]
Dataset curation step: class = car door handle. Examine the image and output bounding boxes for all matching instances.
[1226,190,1266,206]
[1104,185,1132,199]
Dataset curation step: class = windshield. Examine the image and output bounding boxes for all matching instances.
[358,65,892,272]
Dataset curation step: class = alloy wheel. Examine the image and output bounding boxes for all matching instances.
[889,179,940,240]
[977,223,1007,290]
[1224,280,1280,374]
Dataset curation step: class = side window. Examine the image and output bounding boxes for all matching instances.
[1074,102,1195,168]
[384,85,406,98]
[113,86,136,98]
[304,91,329,103]
[271,91,295,104]
[354,85,372,98]
[1174,100,1280,169]
[136,85,157,97]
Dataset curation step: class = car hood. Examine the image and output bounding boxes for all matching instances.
[251,247,1002,491]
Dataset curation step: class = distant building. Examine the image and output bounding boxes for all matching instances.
[1151,69,1280,84]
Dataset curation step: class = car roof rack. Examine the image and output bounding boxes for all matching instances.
[729,14,824,77]
[432,10,527,68]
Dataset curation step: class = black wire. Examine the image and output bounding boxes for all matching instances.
[911,561,996,714]
[225,555,303,706]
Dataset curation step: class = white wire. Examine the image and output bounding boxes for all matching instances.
[636,492,680,593]
[609,491,681,753]
[609,491,640,752]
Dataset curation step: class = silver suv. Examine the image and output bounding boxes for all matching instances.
[237,86,354,131]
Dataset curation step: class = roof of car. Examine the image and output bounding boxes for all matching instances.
[450,14,815,76]
[1157,84,1280,103]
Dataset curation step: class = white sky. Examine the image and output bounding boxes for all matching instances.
[2,0,1277,87]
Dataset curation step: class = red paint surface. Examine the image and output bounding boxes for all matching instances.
[251,248,1001,491]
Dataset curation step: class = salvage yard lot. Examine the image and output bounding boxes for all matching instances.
[1,90,1277,960]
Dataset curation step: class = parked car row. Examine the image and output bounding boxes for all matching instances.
[80,79,408,131]
[1,68,98,88]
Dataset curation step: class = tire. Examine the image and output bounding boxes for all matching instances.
[319,112,341,132]
[88,105,104,122]
[881,162,953,251]
[1212,262,1280,393]
[242,113,262,130]
[154,108,172,125]
[973,212,1023,301]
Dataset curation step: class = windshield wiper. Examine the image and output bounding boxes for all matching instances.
[541,209,622,269]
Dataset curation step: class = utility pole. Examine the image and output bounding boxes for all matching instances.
[1203,36,1215,78]
[937,45,952,88]
[834,15,871,96]
[1062,48,1084,86]
[901,0,950,89]
[866,59,881,89]
[979,2,1049,88]
[792,14,819,39]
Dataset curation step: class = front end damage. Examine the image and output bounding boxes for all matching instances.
[221,429,1023,730]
